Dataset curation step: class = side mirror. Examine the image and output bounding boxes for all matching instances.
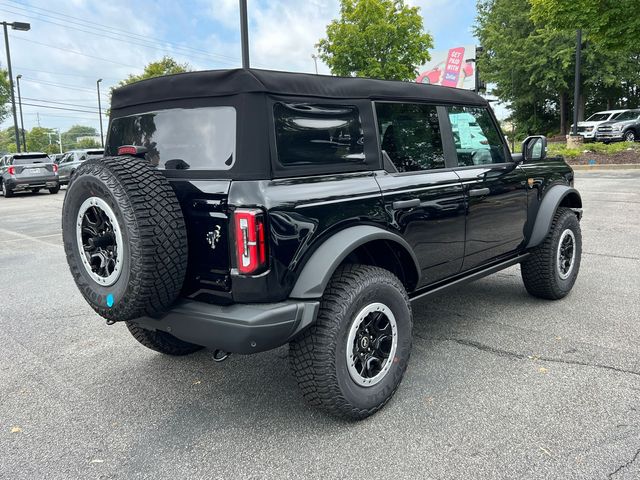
[522,135,547,162]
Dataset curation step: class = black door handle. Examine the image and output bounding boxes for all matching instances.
[468,188,490,197]
[392,198,420,210]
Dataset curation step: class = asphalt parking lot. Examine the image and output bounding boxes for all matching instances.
[1,170,639,479]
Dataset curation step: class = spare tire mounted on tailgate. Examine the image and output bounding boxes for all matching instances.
[62,156,188,322]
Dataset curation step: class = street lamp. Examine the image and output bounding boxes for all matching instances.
[311,54,318,75]
[2,20,31,153]
[16,74,26,151]
[96,78,104,147]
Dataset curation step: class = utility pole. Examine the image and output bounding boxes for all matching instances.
[571,29,582,136]
[96,78,104,147]
[16,74,26,151]
[239,0,250,69]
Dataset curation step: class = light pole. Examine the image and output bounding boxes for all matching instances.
[239,0,250,69]
[96,78,104,147]
[16,74,26,151]
[311,54,318,74]
[2,21,30,153]
[571,29,582,136]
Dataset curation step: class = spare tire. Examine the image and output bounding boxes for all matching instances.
[62,156,188,322]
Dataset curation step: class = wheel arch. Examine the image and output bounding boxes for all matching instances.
[526,185,582,249]
[289,225,421,299]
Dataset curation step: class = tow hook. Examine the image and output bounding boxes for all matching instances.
[213,349,230,362]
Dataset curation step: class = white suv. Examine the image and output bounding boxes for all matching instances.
[572,110,627,141]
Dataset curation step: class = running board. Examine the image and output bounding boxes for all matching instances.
[409,254,530,302]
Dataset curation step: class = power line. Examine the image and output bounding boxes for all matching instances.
[10,35,144,70]
[13,65,121,82]
[21,102,106,114]
[19,76,109,96]
[22,97,101,111]
[0,1,250,67]
[22,112,101,120]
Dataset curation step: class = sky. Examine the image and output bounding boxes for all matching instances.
[0,0,479,136]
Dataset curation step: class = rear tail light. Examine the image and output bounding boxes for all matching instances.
[7,166,15,175]
[52,163,58,173]
[234,208,268,275]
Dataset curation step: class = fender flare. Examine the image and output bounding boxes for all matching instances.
[526,185,582,249]
[289,225,421,299]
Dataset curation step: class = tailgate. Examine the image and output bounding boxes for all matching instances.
[170,179,232,301]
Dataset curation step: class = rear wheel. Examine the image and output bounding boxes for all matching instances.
[521,207,582,299]
[126,323,202,355]
[289,265,412,420]
[2,180,13,198]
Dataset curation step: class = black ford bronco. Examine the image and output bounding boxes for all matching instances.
[62,69,582,419]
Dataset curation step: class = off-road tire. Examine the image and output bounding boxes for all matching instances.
[62,156,188,322]
[126,322,202,355]
[289,265,412,420]
[2,180,13,197]
[49,186,60,194]
[521,207,581,300]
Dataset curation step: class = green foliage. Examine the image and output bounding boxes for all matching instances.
[475,0,640,136]
[116,56,190,88]
[77,138,101,149]
[61,125,97,149]
[548,141,640,159]
[317,0,434,81]
[26,127,58,152]
[0,68,11,125]
[530,0,638,51]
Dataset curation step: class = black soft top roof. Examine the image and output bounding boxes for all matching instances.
[111,68,488,110]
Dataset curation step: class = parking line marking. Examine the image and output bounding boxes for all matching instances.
[0,228,62,248]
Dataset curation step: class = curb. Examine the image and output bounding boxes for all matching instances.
[570,164,640,171]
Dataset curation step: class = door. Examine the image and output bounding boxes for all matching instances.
[446,106,528,270]
[374,102,466,288]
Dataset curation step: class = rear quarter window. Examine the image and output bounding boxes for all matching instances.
[106,106,236,170]
[273,102,366,170]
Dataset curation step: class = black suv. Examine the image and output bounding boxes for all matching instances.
[62,69,582,419]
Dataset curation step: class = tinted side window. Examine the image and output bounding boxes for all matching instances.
[375,103,445,172]
[273,103,365,167]
[447,106,506,166]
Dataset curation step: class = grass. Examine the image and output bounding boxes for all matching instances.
[547,141,640,159]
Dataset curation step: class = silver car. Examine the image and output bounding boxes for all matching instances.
[57,149,104,185]
[0,152,60,197]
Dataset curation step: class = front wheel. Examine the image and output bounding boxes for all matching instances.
[521,207,582,299]
[289,265,412,420]
[49,186,60,194]
[624,130,636,142]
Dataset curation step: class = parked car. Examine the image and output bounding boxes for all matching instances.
[0,152,60,197]
[571,110,627,141]
[61,69,582,419]
[57,149,104,185]
[595,109,640,143]
[51,153,66,164]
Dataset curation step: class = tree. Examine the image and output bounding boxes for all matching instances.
[0,68,11,125]
[26,127,58,153]
[61,125,97,149]
[77,138,100,149]
[530,0,638,51]
[317,0,433,81]
[475,0,640,137]
[116,56,191,88]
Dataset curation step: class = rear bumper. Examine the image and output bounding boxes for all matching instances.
[131,299,320,354]
[6,176,59,190]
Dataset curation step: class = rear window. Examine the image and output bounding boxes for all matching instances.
[273,102,365,167]
[106,107,236,170]
[13,154,49,165]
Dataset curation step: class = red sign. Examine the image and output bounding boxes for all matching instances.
[441,47,465,87]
